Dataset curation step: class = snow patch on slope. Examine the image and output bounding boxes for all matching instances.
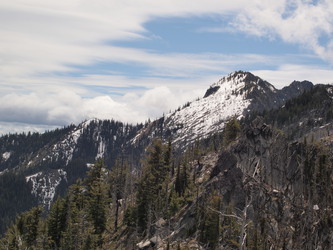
[2,152,11,161]
[26,169,67,209]
[96,138,106,160]
[0,169,8,175]
[164,72,251,145]
[48,119,94,165]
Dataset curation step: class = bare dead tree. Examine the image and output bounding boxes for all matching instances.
[209,195,252,250]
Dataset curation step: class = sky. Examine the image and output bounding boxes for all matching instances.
[1,0,333,134]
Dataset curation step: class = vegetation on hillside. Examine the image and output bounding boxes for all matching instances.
[1,113,332,249]
[1,85,333,249]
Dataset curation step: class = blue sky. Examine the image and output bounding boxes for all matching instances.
[1,0,333,134]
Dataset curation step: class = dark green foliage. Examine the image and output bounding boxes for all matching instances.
[47,197,68,248]
[1,206,42,248]
[247,85,333,128]
[303,143,333,205]
[164,137,172,172]
[61,180,90,250]
[199,194,221,249]
[175,164,182,196]
[74,119,144,167]
[0,171,37,236]
[109,159,131,232]
[136,139,172,234]
[86,159,108,235]
[64,159,89,185]
[175,162,189,197]
[0,125,75,171]
[0,159,111,249]
[89,182,107,235]
[18,206,42,247]
[136,176,151,234]
[2,90,333,250]
[0,119,145,236]
[124,206,137,228]
[223,118,241,145]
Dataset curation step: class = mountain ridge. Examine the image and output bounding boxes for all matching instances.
[0,71,323,238]
[2,83,333,248]
[132,71,313,148]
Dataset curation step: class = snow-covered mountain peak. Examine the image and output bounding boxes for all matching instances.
[77,118,100,130]
[162,72,258,146]
[220,71,275,91]
[132,71,294,149]
[213,70,248,87]
[204,71,275,99]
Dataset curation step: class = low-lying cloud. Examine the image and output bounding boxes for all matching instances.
[0,86,203,131]
[0,91,141,126]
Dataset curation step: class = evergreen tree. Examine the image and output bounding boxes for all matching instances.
[89,178,108,235]
[1,206,42,249]
[47,197,68,248]
[200,193,221,248]
[109,158,130,232]
[175,164,182,196]
[62,180,91,249]
[18,206,42,248]
[136,174,151,234]
[224,118,241,145]
[136,139,171,235]
[164,137,173,174]
[86,159,109,236]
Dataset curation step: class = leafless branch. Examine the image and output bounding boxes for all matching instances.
[208,207,242,221]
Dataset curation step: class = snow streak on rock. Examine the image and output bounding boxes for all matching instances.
[96,138,106,160]
[25,169,67,209]
[49,119,93,165]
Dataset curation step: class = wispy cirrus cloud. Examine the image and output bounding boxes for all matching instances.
[2,0,333,81]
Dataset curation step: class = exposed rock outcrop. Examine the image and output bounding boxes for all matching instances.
[140,117,332,249]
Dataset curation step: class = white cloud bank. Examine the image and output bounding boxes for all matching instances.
[233,0,333,62]
[0,85,204,132]
[0,91,143,126]
[1,0,333,133]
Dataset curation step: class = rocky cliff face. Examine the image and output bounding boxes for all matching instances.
[135,117,332,249]
[233,118,332,249]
